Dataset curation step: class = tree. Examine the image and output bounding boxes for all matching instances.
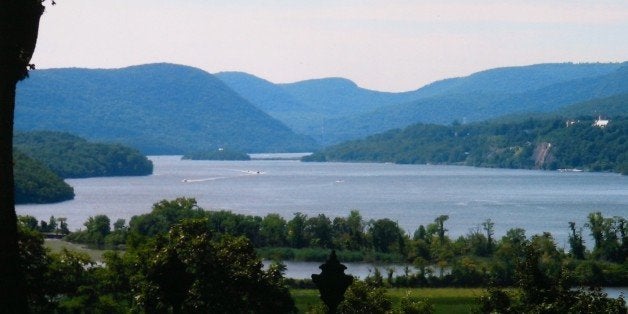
[568,221,586,259]
[586,212,605,251]
[482,218,495,254]
[345,210,366,250]
[260,213,287,247]
[0,1,48,311]
[337,280,392,314]
[287,212,309,248]
[434,215,449,245]
[134,218,296,313]
[85,214,111,248]
[369,218,405,254]
[305,214,334,249]
[480,242,626,313]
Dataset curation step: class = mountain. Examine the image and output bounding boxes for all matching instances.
[407,62,623,96]
[279,77,422,118]
[217,63,626,145]
[214,72,317,134]
[552,93,628,118]
[319,63,628,144]
[15,63,317,154]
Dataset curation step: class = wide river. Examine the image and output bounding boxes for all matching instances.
[18,155,627,250]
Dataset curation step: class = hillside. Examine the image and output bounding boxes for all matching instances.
[320,64,628,144]
[15,63,317,154]
[554,93,628,117]
[14,151,75,204]
[304,116,627,174]
[280,77,421,118]
[215,72,318,134]
[14,131,154,178]
[217,63,626,145]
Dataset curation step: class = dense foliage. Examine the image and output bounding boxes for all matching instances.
[17,197,627,312]
[15,63,318,154]
[15,131,153,178]
[18,211,297,312]
[65,198,627,289]
[304,116,628,174]
[479,243,626,313]
[182,148,250,161]
[14,151,74,204]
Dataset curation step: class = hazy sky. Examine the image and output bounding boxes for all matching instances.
[32,0,628,92]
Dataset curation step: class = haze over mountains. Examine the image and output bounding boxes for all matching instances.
[218,63,628,145]
[15,63,317,154]
[16,62,627,154]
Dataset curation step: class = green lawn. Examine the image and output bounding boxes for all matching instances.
[292,288,483,313]
[44,239,108,262]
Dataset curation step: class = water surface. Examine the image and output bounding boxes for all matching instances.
[17,156,627,248]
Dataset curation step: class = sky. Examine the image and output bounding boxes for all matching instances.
[32,0,628,92]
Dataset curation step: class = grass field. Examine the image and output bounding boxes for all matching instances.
[44,239,108,262]
[291,288,483,313]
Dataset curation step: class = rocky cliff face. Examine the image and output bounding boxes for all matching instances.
[533,142,554,169]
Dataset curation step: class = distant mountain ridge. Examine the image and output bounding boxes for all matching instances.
[17,62,627,153]
[218,62,627,145]
[16,63,317,154]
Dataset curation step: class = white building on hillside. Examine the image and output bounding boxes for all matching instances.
[593,116,609,128]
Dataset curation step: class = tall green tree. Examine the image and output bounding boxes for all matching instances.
[434,215,449,245]
[305,214,334,249]
[260,213,287,247]
[0,0,47,311]
[568,221,586,259]
[134,218,296,313]
[482,218,495,254]
[369,218,405,254]
[287,212,309,248]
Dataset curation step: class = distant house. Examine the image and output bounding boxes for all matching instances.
[593,116,609,128]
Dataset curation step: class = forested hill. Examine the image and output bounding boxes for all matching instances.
[216,63,627,145]
[15,63,317,154]
[14,151,75,204]
[14,131,153,178]
[214,72,315,132]
[319,64,628,144]
[304,116,627,174]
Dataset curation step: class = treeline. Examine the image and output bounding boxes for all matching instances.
[18,215,70,235]
[14,151,74,204]
[16,217,296,312]
[15,131,153,178]
[17,198,626,312]
[64,198,627,287]
[304,116,627,174]
[182,148,250,160]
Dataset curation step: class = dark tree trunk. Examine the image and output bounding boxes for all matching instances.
[0,80,24,312]
[0,0,45,312]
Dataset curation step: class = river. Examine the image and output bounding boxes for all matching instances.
[18,155,626,248]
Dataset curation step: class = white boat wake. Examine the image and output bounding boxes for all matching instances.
[181,177,227,183]
[182,170,265,183]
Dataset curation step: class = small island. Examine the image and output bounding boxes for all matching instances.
[182,148,251,161]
